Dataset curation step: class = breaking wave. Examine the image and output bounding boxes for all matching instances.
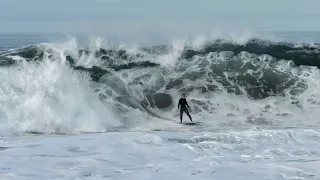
[1,35,320,134]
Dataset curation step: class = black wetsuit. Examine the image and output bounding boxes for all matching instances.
[178,98,192,123]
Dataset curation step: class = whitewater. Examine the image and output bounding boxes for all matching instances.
[1,32,320,180]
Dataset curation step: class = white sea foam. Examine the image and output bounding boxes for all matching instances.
[0,129,319,180]
[0,56,120,134]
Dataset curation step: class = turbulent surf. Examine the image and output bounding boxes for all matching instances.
[1,36,320,133]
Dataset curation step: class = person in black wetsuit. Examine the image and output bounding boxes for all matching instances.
[178,93,193,123]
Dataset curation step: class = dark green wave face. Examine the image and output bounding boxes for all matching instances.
[1,38,315,99]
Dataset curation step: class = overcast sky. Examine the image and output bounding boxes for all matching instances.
[0,0,319,35]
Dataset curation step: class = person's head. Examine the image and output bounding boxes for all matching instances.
[181,93,185,99]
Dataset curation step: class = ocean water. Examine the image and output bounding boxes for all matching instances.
[1,31,320,180]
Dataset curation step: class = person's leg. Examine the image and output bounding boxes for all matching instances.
[184,108,193,122]
[180,108,183,123]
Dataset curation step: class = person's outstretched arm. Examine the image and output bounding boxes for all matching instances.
[178,99,180,109]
